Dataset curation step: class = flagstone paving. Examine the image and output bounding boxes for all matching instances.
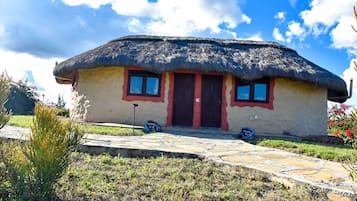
[1,126,356,199]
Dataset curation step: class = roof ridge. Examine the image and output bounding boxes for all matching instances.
[109,35,296,53]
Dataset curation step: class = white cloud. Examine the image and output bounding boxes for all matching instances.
[301,0,353,30]
[128,18,143,33]
[0,49,71,106]
[63,0,249,36]
[242,14,251,24]
[342,59,357,106]
[237,32,263,41]
[287,21,305,36]
[111,0,157,18]
[62,0,113,9]
[274,11,286,23]
[330,16,357,49]
[343,59,357,95]
[272,28,285,42]
[285,21,306,42]
[300,0,357,50]
[114,0,246,35]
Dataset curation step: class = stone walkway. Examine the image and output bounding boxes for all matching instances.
[1,126,356,200]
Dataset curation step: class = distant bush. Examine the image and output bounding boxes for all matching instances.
[0,104,83,200]
[5,80,38,115]
[56,94,66,109]
[55,108,70,117]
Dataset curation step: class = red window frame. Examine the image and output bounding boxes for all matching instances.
[231,77,274,110]
[235,77,270,103]
[122,68,166,102]
[127,70,161,97]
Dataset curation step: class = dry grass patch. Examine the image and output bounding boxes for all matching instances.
[56,153,329,201]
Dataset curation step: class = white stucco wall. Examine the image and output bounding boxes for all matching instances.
[76,67,169,126]
[226,76,327,136]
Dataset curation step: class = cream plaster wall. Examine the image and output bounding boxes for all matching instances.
[76,67,327,136]
[226,76,327,136]
[76,67,169,126]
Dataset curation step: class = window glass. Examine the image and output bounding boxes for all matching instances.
[237,84,250,100]
[129,76,143,94]
[254,83,267,101]
[146,77,159,95]
[235,78,270,103]
[128,70,162,97]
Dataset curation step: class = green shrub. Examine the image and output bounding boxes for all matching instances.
[328,104,357,145]
[0,72,10,198]
[1,104,83,200]
[0,72,10,129]
[1,140,32,200]
[0,140,10,199]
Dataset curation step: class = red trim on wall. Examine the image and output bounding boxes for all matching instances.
[230,77,275,110]
[221,75,229,131]
[122,67,166,102]
[166,72,175,126]
[193,73,202,129]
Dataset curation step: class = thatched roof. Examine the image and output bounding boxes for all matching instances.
[53,35,347,102]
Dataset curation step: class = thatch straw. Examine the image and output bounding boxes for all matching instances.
[53,35,347,102]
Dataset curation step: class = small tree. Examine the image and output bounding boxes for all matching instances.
[1,104,83,200]
[0,72,10,129]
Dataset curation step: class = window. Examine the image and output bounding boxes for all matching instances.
[128,70,161,96]
[236,78,269,102]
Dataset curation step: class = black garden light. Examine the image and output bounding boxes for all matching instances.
[132,103,139,134]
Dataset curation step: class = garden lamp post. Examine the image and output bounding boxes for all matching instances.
[132,103,139,134]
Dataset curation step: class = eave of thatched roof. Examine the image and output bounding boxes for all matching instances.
[53,35,348,103]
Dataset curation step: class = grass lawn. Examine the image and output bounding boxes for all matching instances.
[8,115,144,136]
[54,152,328,201]
[7,115,32,128]
[251,138,355,163]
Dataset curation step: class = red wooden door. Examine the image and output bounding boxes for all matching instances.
[201,75,223,128]
[172,73,195,126]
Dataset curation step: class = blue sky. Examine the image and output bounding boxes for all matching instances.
[0,0,356,106]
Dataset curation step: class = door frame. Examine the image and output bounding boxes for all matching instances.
[166,71,229,131]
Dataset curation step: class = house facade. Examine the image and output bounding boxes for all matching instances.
[54,35,348,136]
